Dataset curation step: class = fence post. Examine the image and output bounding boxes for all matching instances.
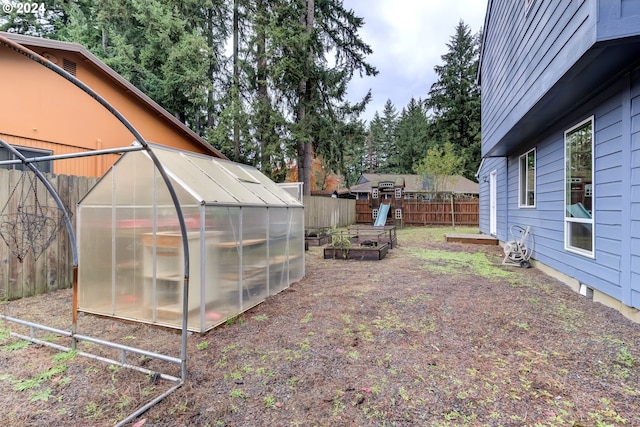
[450,195,455,228]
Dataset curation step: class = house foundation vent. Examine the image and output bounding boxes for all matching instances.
[579,283,594,300]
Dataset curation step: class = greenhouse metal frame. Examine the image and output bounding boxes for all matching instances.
[0,34,305,426]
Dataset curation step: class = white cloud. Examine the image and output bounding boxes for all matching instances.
[343,0,487,122]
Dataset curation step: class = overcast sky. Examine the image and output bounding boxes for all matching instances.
[342,0,487,124]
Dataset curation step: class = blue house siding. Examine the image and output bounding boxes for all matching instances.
[481,0,595,156]
[481,0,640,318]
[483,72,639,308]
[478,157,507,241]
[597,0,640,41]
[631,69,640,308]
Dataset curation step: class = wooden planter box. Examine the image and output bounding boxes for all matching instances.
[306,235,332,247]
[348,225,398,249]
[323,243,389,261]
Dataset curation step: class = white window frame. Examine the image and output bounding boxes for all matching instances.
[394,209,402,220]
[372,188,379,199]
[564,116,595,258]
[394,188,402,199]
[518,148,536,208]
[372,208,379,220]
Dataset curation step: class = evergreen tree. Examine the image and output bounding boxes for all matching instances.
[265,0,376,194]
[340,118,367,187]
[51,0,220,134]
[377,99,398,172]
[0,0,67,36]
[426,20,481,181]
[392,98,429,173]
[2,0,376,185]
[365,113,384,172]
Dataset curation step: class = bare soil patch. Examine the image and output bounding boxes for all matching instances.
[1,226,639,426]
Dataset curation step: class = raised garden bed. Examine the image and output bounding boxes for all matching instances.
[348,225,398,248]
[305,228,332,247]
[323,242,389,260]
[306,234,332,246]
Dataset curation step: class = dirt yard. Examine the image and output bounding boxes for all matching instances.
[1,226,639,426]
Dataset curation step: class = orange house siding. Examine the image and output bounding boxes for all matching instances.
[0,34,223,177]
[0,133,119,176]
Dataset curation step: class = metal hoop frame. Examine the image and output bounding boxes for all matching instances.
[0,34,192,425]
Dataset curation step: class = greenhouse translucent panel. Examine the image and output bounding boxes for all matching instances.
[202,207,243,328]
[112,205,149,319]
[111,149,156,206]
[81,169,115,206]
[217,162,290,205]
[288,208,305,283]
[151,148,241,204]
[269,207,290,294]
[78,146,305,333]
[241,208,269,310]
[139,205,203,330]
[241,165,303,206]
[78,205,113,312]
[185,155,270,205]
[155,173,199,208]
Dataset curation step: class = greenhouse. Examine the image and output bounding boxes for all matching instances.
[77,144,305,332]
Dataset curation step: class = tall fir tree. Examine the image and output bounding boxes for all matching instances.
[365,113,384,172]
[51,0,221,134]
[393,97,429,174]
[426,20,481,181]
[265,0,377,193]
[2,0,376,187]
[378,99,398,172]
[0,0,67,36]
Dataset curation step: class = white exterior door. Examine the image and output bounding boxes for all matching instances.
[489,170,497,236]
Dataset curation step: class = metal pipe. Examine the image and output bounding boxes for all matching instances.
[0,34,190,382]
[115,382,185,427]
[0,144,144,165]
[0,138,78,265]
[0,314,182,366]
[74,333,182,365]
[9,332,181,382]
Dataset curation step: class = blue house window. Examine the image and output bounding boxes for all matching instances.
[519,148,536,207]
[564,117,594,256]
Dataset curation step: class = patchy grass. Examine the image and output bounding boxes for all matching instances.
[0,226,639,426]
[406,247,518,282]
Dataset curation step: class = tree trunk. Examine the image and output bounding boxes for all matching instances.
[297,0,314,196]
[257,0,270,175]
[206,7,216,129]
[232,0,240,161]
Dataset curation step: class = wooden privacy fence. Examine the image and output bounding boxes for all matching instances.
[356,198,479,226]
[305,196,355,229]
[0,171,357,301]
[0,169,97,301]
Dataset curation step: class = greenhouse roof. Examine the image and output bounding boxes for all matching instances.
[94,144,303,207]
[154,144,301,206]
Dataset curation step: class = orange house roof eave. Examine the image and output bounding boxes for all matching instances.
[0,32,227,160]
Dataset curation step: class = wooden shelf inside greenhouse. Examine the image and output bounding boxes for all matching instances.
[214,238,267,248]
